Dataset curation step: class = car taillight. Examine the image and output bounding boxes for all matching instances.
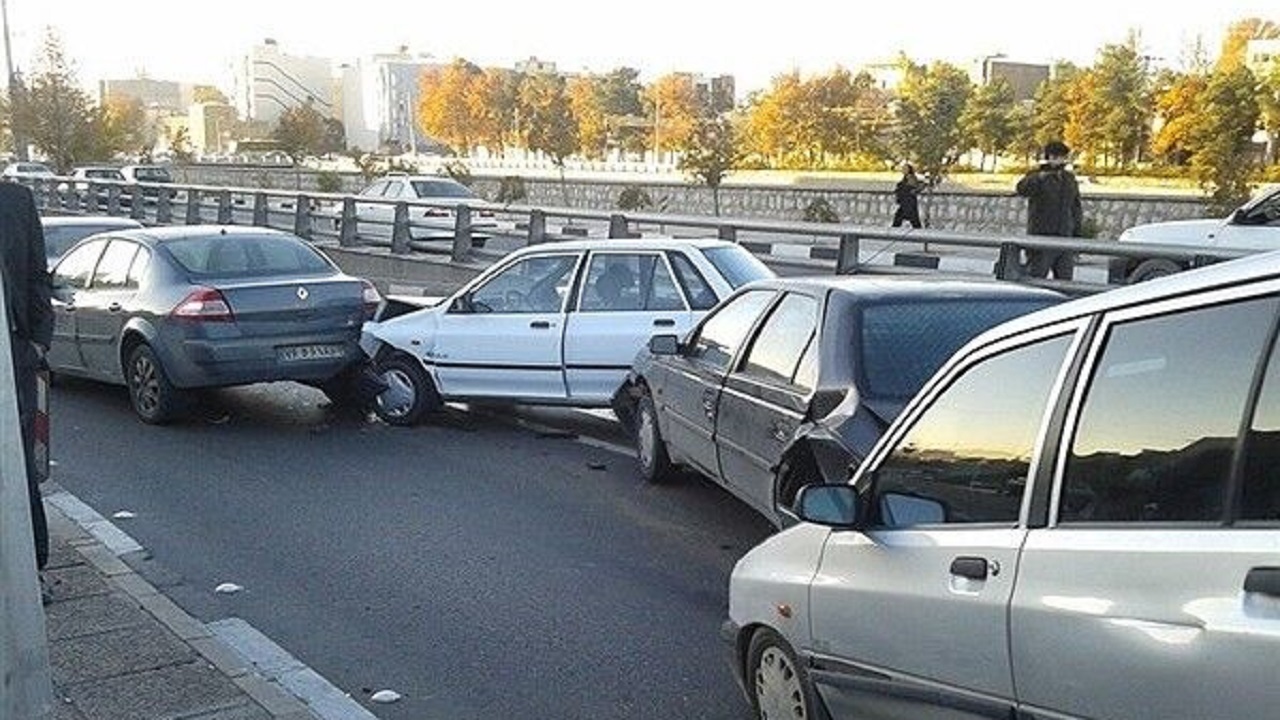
[423,208,451,218]
[171,287,233,322]
[479,209,495,218]
[361,280,382,319]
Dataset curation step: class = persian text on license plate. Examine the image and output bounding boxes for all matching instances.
[278,344,345,362]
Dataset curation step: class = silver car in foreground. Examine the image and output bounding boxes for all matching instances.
[726,249,1280,719]
[49,226,379,423]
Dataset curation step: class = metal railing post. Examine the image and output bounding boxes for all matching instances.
[184,188,202,225]
[106,185,121,216]
[339,198,358,247]
[155,187,172,224]
[718,225,737,243]
[995,242,1026,281]
[837,234,861,275]
[608,213,629,239]
[252,192,269,227]
[217,190,233,225]
[527,209,547,245]
[451,205,473,262]
[391,202,411,254]
[293,194,311,239]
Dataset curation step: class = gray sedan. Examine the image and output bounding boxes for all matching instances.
[49,226,379,423]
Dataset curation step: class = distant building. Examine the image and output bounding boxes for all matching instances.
[695,74,736,113]
[1246,38,1280,77]
[972,56,1050,103]
[340,48,444,153]
[515,56,558,75]
[861,61,908,93]
[188,102,238,155]
[99,78,189,112]
[237,39,337,125]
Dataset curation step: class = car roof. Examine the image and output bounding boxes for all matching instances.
[513,237,741,253]
[741,275,1065,302]
[40,215,144,229]
[90,225,297,248]
[386,175,467,184]
[969,249,1280,344]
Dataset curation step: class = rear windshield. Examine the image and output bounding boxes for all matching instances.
[700,246,774,288]
[411,180,475,199]
[860,299,1057,399]
[165,234,333,278]
[133,167,172,182]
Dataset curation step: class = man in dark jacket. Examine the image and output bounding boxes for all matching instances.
[1015,141,1083,279]
[0,181,55,592]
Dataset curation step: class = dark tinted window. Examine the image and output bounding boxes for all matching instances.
[92,241,139,289]
[411,180,476,199]
[668,252,718,310]
[1061,298,1278,524]
[53,240,107,290]
[580,254,684,312]
[165,234,333,278]
[701,247,773,288]
[132,167,171,182]
[861,299,1055,399]
[871,335,1072,527]
[1243,334,1280,521]
[741,293,818,387]
[690,290,774,372]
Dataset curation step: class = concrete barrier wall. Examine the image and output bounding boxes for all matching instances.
[173,165,1210,240]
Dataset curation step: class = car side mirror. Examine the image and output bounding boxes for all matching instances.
[795,484,860,528]
[649,334,681,356]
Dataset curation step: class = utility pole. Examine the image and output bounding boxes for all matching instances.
[1,0,25,160]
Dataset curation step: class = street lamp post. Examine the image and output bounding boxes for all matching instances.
[1,0,26,160]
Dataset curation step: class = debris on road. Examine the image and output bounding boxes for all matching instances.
[214,582,243,595]
[112,510,136,520]
[371,690,402,704]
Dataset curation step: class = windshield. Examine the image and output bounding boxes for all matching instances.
[700,246,774,288]
[411,180,476,199]
[134,167,172,182]
[860,299,1057,399]
[165,233,334,278]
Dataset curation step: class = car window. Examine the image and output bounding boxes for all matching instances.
[688,290,775,372]
[667,252,718,310]
[133,167,172,182]
[53,239,108,290]
[383,182,404,198]
[700,246,774,288]
[579,253,685,312]
[91,240,140,290]
[1061,297,1278,524]
[1243,332,1280,522]
[860,299,1059,399]
[792,336,819,392]
[739,293,819,388]
[870,334,1073,528]
[1240,189,1280,226]
[360,181,388,197]
[44,225,113,259]
[165,234,334,278]
[470,254,579,314]
[127,247,151,288]
[411,180,475,199]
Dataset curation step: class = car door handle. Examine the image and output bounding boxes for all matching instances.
[1244,567,1280,597]
[530,320,552,329]
[653,318,676,327]
[108,302,122,312]
[950,557,989,581]
[701,389,716,419]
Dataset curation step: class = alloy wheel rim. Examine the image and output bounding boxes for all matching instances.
[637,403,655,469]
[376,369,416,418]
[131,354,159,415]
[755,646,806,720]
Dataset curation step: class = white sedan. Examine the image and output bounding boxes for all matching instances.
[359,238,775,425]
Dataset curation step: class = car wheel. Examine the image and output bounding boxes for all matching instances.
[126,343,186,424]
[748,628,824,720]
[636,390,675,483]
[372,354,440,426]
[1128,258,1182,284]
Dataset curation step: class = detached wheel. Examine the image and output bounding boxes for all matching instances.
[1128,258,1182,284]
[748,628,823,720]
[635,389,675,483]
[372,354,440,426]
[126,343,186,424]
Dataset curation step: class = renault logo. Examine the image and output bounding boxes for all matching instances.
[297,287,309,301]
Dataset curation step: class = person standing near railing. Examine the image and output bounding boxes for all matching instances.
[891,163,924,229]
[1016,141,1083,280]
[0,180,54,599]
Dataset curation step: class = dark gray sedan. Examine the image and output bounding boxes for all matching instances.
[613,276,1063,526]
[49,226,379,423]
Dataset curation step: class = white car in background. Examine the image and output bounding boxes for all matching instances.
[360,238,775,425]
[350,174,498,247]
[1112,184,1280,283]
[2,161,56,180]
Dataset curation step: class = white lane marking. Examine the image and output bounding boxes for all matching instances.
[45,489,144,556]
[209,618,381,720]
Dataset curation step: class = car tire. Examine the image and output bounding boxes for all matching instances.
[372,354,440,426]
[126,343,186,425]
[636,390,675,484]
[1128,258,1182,284]
[747,627,825,720]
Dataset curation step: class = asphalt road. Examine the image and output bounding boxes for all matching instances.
[49,378,774,719]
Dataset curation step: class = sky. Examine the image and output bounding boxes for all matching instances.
[4,0,1278,96]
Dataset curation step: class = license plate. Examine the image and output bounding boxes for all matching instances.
[278,344,346,362]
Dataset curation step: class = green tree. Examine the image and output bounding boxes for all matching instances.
[808,68,889,164]
[599,67,646,154]
[959,79,1016,171]
[470,68,518,154]
[1189,65,1260,214]
[1260,63,1280,164]
[743,71,808,167]
[273,101,329,164]
[678,114,742,215]
[519,73,578,202]
[99,97,152,158]
[168,126,194,163]
[893,61,973,179]
[1029,62,1079,151]
[192,85,230,104]
[1088,37,1152,167]
[567,75,608,159]
[14,30,97,171]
